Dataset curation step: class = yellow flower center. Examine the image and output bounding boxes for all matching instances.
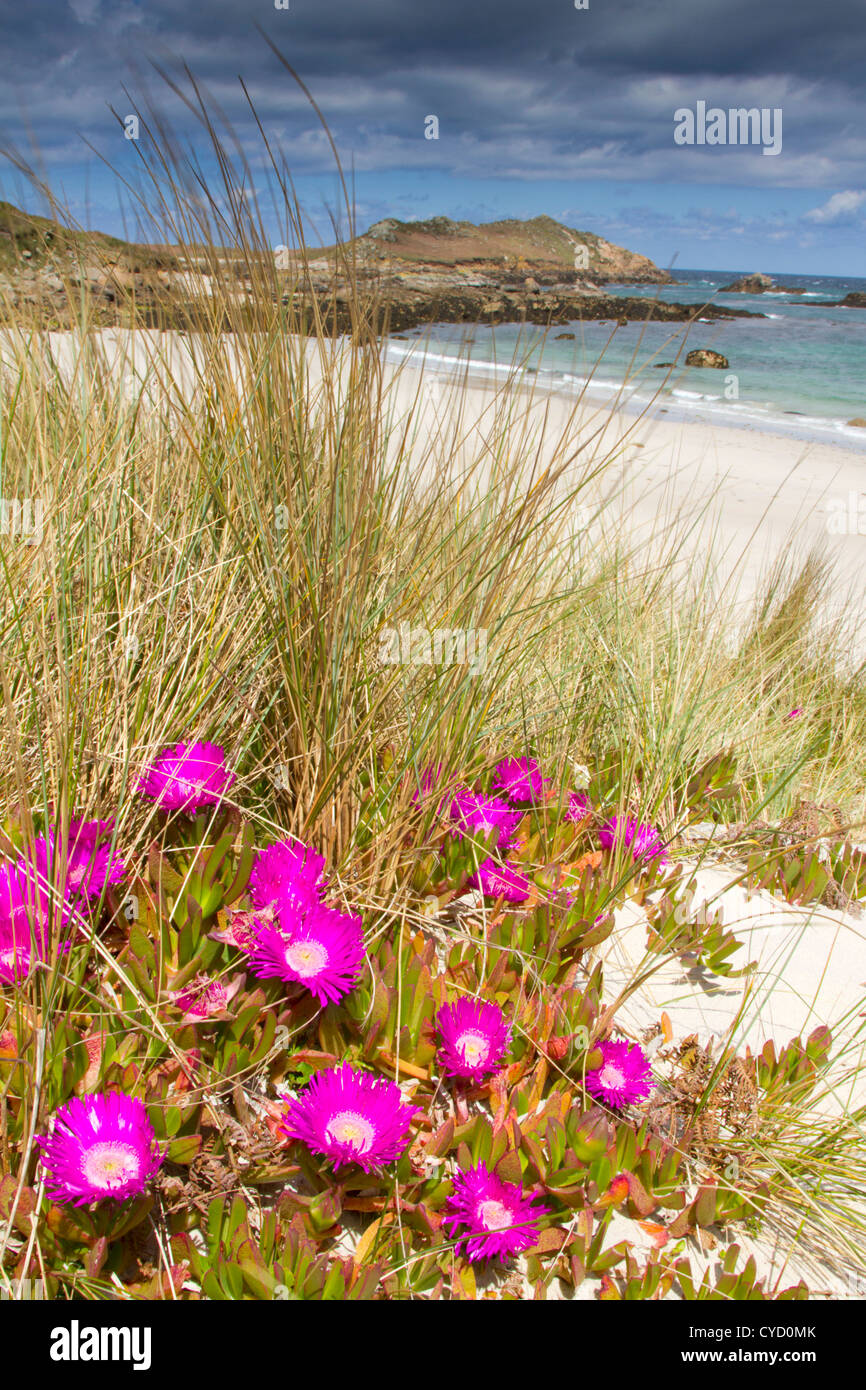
[457,1030,490,1066]
[82,1141,141,1189]
[478,1199,513,1231]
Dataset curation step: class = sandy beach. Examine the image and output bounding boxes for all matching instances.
[378,345,866,621]
[9,325,865,624]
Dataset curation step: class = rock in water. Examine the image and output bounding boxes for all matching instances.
[686,349,729,368]
[720,272,775,293]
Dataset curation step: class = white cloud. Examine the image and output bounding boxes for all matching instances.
[803,189,866,223]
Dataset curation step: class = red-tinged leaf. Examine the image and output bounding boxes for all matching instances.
[168,1134,202,1165]
[667,1207,693,1239]
[693,1182,718,1228]
[45,1203,93,1243]
[623,1171,657,1219]
[592,1241,631,1273]
[425,1118,454,1158]
[85,1237,109,1277]
[493,1149,523,1186]
[637,1220,671,1250]
[520,1128,546,1181]
[530,1227,568,1256]
[0,1177,37,1237]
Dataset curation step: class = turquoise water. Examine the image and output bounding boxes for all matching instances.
[384,269,866,451]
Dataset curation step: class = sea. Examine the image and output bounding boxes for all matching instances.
[383,269,866,452]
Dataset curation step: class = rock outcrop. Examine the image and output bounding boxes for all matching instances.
[685,349,729,368]
[720,273,775,294]
[720,272,807,295]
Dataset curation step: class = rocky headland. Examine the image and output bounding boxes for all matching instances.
[0,204,764,333]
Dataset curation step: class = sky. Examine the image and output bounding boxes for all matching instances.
[0,0,864,275]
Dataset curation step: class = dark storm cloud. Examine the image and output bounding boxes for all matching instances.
[0,0,863,197]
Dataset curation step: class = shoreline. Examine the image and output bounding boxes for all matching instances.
[382,332,866,456]
[376,333,866,625]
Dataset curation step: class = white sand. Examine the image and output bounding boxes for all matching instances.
[4,327,865,623]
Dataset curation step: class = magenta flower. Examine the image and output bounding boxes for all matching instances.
[584,1038,654,1109]
[0,861,69,939]
[246,904,364,1006]
[785,707,803,720]
[138,742,235,812]
[492,756,548,804]
[565,791,592,824]
[37,1091,166,1206]
[0,918,47,984]
[21,819,126,901]
[599,816,667,864]
[443,1163,547,1263]
[409,762,448,808]
[436,998,511,1082]
[247,837,327,912]
[468,858,532,904]
[280,1062,419,1172]
[449,792,522,850]
[169,972,243,1023]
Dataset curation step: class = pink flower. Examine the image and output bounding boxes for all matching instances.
[169,972,243,1023]
[138,742,235,812]
[785,708,803,720]
[599,816,667,864]
[565,791,592,824]
[443,1162,547,1263]
[280,1062,419,1172]
[449,792,522,850]
[409,763,451,810]
[248,837,327,912]
[246,903,365,1006]
[0,861,70,980]
[436,998,511,1082]
[0,918,46,984]
[468,858,532,903]
[585,1038,653,1109]
[37,1091,166,1206]
[492,757,548,804]
[21,819,126,901]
